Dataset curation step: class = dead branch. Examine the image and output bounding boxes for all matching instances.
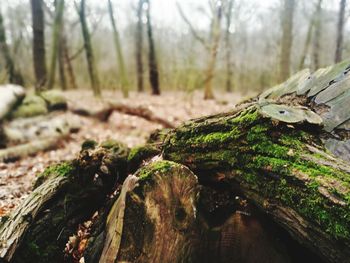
[70,102,175,128]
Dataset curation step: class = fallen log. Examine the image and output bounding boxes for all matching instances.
[70,101,175,128]
[2,62,350,263]
[0,140,129,262]
[0,113,81,161]
[3,113,80,146]
[0,85,25,121]
[0,136,65,162]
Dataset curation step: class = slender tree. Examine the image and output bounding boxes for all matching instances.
[58,32,67,90]
[203,1,223,100]
[279,0,295,82]
[62,35,78,89]
[47,0,65,90]
[0,6,24,85]
[135,0,144,92]
[145,0,160,95]
[312,0,322,70]
[108,0,129,98]
[177,1,223,99]
[224,0,235,92]
[30,0,47,91]
[298,14,315,70]
[77,0,101,97]
[335,0,346,63]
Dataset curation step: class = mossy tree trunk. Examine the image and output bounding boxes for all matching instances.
[2,64,350,262]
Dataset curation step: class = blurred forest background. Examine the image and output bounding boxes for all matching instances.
[0,0,349,99]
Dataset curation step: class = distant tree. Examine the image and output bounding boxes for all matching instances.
[312,0,322,70]
[335,0,346,63]
[203,1,223,99]
[77,0,101,97]
[177,0,223,100]
[58,32,67,90]
[224,0,235,92]
[0,6,24,85]
[47,0,65,90]
[299,11,315,70]
[279,0,295,82]
[108,0,129,98]
[145,0,160,95]
[30,0,47,91]
[62,34,78,89]
[135,0,144,92]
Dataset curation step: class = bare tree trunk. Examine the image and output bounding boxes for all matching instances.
[30,0,47,91]
[204,2,223,100]
[77,0,101,97]
[335,0,346,63]
[279,0,295,82]
[313,0,322,70]
[0,8,24,86]
[135,0,144,92]
[62,35,78,89]
[108,0,129,98]
[145,0,160,95]
[298,15,314,70]
[47,0,65,90]
[58,33,67,90]
[224,0,234,92]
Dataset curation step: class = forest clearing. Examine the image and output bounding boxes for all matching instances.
[1,0,350,263]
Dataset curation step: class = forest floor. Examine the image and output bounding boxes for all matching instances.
[0,90,247,216]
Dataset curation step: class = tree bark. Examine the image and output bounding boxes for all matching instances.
[47,0,65,90]
[31,0,47,91]
[335,0,346,63]
[224,0,234,92]
[108,0,129,98]
[135,0,144,92]
[280,0,295,81]
[203,2,223,100]
[62,35,78,90]
[312,0,323,70]
[0,141,129,262]
[0,8,24,86]
[145,0,160,95]
[298,13,314,70]
[77,0,101,97]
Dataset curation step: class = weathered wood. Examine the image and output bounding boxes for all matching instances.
[0,141,129,263]
[98,160,199,263]
[71,102,174,128]
[163,105,350,263]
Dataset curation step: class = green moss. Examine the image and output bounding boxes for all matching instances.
[138,160,180,181]
[164,106,350,241]
[34,162,74,188]
[40,90,67,110]
[11,95,48,119]
[100,139,124,150]
[128,145,160,173]
[81,139,98,150]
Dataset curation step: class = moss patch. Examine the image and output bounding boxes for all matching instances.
[11,95,48,119]
[40,90,67,110]
[163,106,350,241]
[34,162,74,189]
[128,145,160,173]
[137,160,180,181]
